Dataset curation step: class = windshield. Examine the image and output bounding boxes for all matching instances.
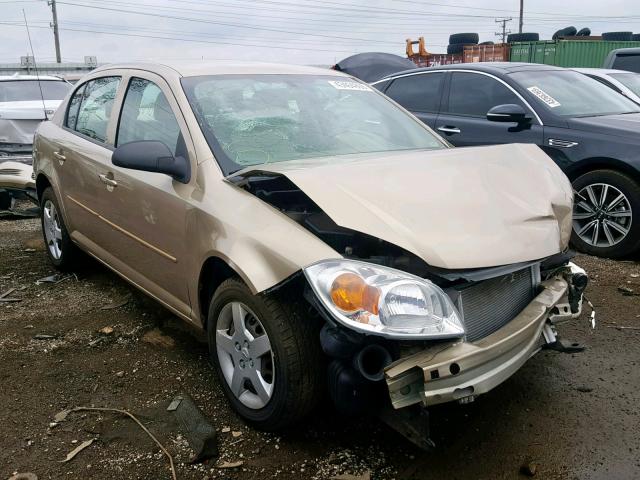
[609,72,640,98]
[511,70,640,117]
[181,74,445,175]
[0,80,71,102]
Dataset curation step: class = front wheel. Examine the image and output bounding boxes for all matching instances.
[207,278,323,430]
[571,169,640,258]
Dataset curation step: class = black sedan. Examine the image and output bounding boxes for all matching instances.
[372,63,640,258]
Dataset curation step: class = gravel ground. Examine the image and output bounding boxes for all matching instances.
[1,214,639,480]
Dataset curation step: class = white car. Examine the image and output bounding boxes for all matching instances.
[0,74,71,209]
[574,68,640,104]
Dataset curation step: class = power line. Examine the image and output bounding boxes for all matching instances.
[0,21,378,54]
[55,1,398,44]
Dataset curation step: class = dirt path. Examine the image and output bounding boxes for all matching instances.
[1,216,639,480]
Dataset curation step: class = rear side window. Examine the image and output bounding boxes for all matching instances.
[446,72,524,117]
[116,77,182,156]
[70,76,120,143]
[612,54,640,74]
[385,73,444,112]
[65,84,85,130]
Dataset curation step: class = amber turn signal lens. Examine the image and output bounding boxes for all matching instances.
[330,272,380,315]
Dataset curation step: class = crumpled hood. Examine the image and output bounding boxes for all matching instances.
[233,143,573,269]
[0,100,61,145]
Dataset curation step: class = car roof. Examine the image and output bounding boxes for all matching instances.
[92,61,345,78]
[0,74,65,81]
[379,62,566,80]
[572,67,632,75]
[609,47,640,55]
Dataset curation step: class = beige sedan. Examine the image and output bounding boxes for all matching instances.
[33,62,588,438]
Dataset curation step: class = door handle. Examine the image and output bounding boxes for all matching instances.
[437,126,461,134]
[53,150,66,163]
[98,173,118,188]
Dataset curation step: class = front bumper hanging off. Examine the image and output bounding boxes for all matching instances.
[384,265,586,410]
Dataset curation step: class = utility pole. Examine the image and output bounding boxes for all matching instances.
[495,17,513,43]
[519,0,524,33]
[48,0,61,63]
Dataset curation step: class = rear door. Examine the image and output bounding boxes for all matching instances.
[51,76,121,242]
[94,73,194,316]
[381,71,445,128]
[436,71,543,147]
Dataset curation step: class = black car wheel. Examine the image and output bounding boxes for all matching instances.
[571,170,640,258]
[207,278,323,430]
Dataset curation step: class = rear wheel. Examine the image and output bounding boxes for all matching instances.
[571,170,640,258]
[40,187,80,270]
[207,278,323,430]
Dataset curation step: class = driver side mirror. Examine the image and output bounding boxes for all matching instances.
[112,140,190,183]
[486,104,531,124]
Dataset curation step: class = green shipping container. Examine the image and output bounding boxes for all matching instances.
[509,40,640,67]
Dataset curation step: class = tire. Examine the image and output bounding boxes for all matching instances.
[602,31,633,41]
[479,41,495,45]
[576,27,592,36]
[39,187,80,270]
[449,33,479,45]
[207,278,324,430]
[507,32,539,43]
[0,191,14,210]
[553,26,577,39]
[447,43,475,54]
[632,34,640,41]
[571,170,640,258]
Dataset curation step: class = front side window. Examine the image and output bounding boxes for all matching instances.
[117,77,182,155]
[385,73,444,112]
[511,70,640,117]
[182,74,445,175]
[609,72,640,97]
[0,80,71,102]
[446,72,525,117]
[74,76,120,143]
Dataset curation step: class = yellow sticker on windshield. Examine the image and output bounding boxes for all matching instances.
[527,86,561,108]
[328,80,372,91]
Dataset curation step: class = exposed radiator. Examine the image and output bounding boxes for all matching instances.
[452,266,537,343]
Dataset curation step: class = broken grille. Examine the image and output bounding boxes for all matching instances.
[453,267,537,343]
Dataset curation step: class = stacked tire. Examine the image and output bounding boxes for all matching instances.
[447,33,478,54]
[506,33,539,43]
[602,31,633,41]
[633,33,640,41]
[552,26,578,39]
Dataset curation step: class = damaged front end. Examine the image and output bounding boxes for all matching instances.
[384,261,588,412]
[226,144,587,448]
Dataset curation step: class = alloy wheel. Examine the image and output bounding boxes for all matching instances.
[573,183,632,248]
[215,301,275,409]
[43,200,63,260]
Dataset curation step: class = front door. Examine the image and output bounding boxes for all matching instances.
[94,74,194,317]
[436,71,544,147]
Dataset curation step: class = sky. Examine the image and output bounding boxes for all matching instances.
[1,0,639,66]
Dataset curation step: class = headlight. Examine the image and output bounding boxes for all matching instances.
[304,259,464,340]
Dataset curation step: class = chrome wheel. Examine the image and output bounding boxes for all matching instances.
[215,301,275,409]
[574,183,632,248]
[43,199,63,260]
